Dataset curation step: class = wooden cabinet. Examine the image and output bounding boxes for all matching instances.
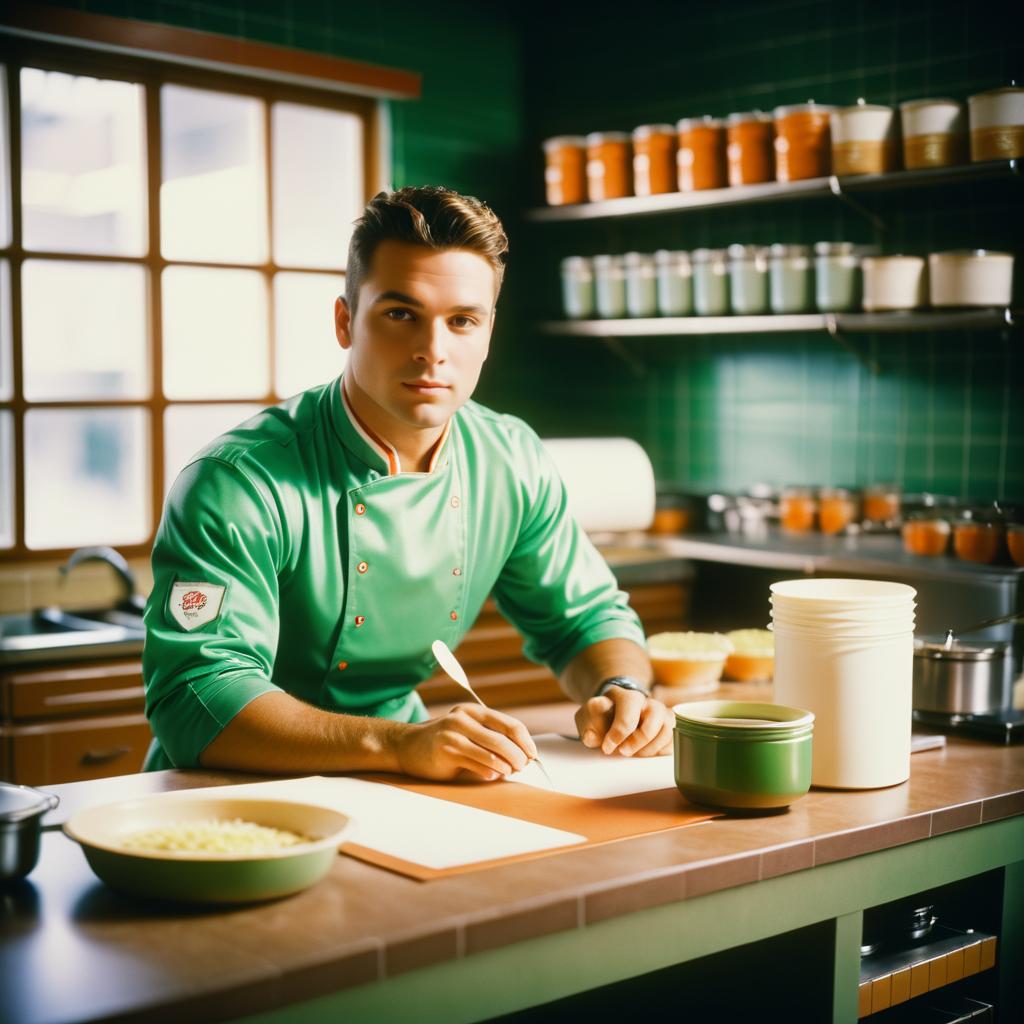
[0,658,150,785]
[417,579,690,706]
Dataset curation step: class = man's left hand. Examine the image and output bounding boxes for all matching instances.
[574,687,674,757]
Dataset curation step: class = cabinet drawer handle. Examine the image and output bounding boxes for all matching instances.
[80,746,132,766]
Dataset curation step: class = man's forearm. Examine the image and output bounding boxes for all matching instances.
[198,691,406,774]
[559,637,653,704]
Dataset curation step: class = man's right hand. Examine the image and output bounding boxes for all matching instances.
[394,703,539,782]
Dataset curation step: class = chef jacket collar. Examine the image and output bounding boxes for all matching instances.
[331,374,450,477]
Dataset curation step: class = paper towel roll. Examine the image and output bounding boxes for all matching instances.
[541,438,655,533]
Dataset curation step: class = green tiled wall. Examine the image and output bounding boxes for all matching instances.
[517,0,1024,502]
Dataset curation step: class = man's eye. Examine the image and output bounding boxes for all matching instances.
[385,308,413,321]
[451,315,476,329]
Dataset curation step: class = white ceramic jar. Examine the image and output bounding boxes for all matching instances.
[830,99,899,175]
[654,250,693,316]
[899,98,967,168]
[592,254,627,318]
[968,86,1024,161]
[928,250,1015,308]
[861,255,927,311]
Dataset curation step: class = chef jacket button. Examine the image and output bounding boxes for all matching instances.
[337,661,348,671]
[355,615,366,627]
[357,561,368,574]
[450,611,458,621]
[355,503,366,516]
[450,496,460,509]
[452,567,462,576]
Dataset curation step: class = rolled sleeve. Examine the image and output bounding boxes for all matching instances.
[143,456,283,767]
[492,430,645,677]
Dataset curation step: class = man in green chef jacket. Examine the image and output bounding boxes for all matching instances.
[142,185,673,780]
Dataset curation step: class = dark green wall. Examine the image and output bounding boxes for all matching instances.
[36,0,1024,502]
[517,0,1024,501]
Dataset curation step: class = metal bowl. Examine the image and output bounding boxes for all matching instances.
[0,783,59,883]
[64,794,354,903]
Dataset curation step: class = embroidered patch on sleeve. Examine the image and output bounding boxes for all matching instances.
[169,581,226,631]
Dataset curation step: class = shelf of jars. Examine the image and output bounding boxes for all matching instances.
[526,158,1021,223]
[538,308,1019,337]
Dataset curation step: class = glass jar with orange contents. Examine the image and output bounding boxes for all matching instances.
[773,102,836,181]
[902,512,951,556]
[676,116,727,191]
[953,513,1005,564]
[585,132,633,201]
[632,124,677,196]
[1007,522,1024,567]
[726,111,774,185]
[542,136,588,206]
[818,487,859,535]
[863,484,901,524]
[780,487,817,533]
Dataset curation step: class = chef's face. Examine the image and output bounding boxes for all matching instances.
[335,241,497,434]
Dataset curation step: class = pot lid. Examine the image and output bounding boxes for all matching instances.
[914,635,1008,661]
[632,123,675,137]
[0,782,59,823]
[899,97,962,111]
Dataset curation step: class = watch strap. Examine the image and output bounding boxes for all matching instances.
[596,676,651,698]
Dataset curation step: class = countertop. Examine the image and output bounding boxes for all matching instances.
[4,683,1023,1024]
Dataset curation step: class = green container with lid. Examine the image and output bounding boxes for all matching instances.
[673,700,814,810]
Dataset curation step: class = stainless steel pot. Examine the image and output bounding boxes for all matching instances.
[0,783,59,882]
[913,636,1010,715]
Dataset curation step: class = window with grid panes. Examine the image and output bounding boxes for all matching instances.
[0,39,374,557]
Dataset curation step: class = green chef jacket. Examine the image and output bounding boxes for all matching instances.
[142,374,645,770]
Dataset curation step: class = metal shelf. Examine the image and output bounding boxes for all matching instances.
[538,308,1019,337]
[526,159,1021,223]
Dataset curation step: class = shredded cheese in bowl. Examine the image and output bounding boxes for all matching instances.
[121,818,311,854]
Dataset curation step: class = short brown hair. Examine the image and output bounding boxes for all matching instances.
[345,185,509,313]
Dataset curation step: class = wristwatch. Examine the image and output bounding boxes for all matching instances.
[596,676,651,698]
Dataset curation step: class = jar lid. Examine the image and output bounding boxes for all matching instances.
[0,782,59,824]
[968,86,1024,101]
[914,636,1008,661]
[929,249,1014,261]
[622,251,656,266]
[586,131,631,145]
[773,101,837,118]
[542,135,587,151]
[726,110,773,125]
[769,243,810,258]
[899,97,962,111]
[675,115,724,131]
[691,247,727,262]
[560,255,592,270]
[633,123,676,138]
[861,254,925,266]
[654,249,692,265]
[813,241,857,256]
[835,99,894,114]
[726,243,768,259]
[592,253,623,266]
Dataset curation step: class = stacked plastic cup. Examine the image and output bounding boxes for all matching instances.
[770,578,916,789]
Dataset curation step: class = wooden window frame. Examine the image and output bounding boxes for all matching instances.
[0,15,407,562]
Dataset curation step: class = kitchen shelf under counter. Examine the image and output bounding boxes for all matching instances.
[6,691,1023,1024]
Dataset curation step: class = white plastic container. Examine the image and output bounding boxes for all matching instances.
[559,256,595,319]
[654,250,693,316]
[968,86,1024,161]
[593,254,627,318]
[623,251,658,317]
[899,98,967,169]
[927,250,1014,308]
[861,255,927,311]
[770,578,915,789]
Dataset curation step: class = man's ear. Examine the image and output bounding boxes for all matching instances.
[335,295,353,350]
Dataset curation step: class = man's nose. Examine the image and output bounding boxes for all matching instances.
[413,318,448,363]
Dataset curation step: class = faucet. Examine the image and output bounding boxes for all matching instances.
[59,546,145,613]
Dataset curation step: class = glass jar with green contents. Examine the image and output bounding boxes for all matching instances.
[769,243,813,313]
[692,248,729,316]
[814,242,873,312]
[623,251,658,317]
[593,254,627,318]
[727,244,770,314]
[654,250,693,316]
[559,256,595,319]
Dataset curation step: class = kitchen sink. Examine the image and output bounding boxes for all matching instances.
[0,605,146,666]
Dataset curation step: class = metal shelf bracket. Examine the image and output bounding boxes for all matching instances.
[828,175,888,232]
[825,314,881,374]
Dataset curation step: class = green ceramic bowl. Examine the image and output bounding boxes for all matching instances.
[64,795,354,904]
[673,700,814,810]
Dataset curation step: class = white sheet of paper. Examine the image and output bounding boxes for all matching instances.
[157,776,586,870]
[508,734,675,799]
